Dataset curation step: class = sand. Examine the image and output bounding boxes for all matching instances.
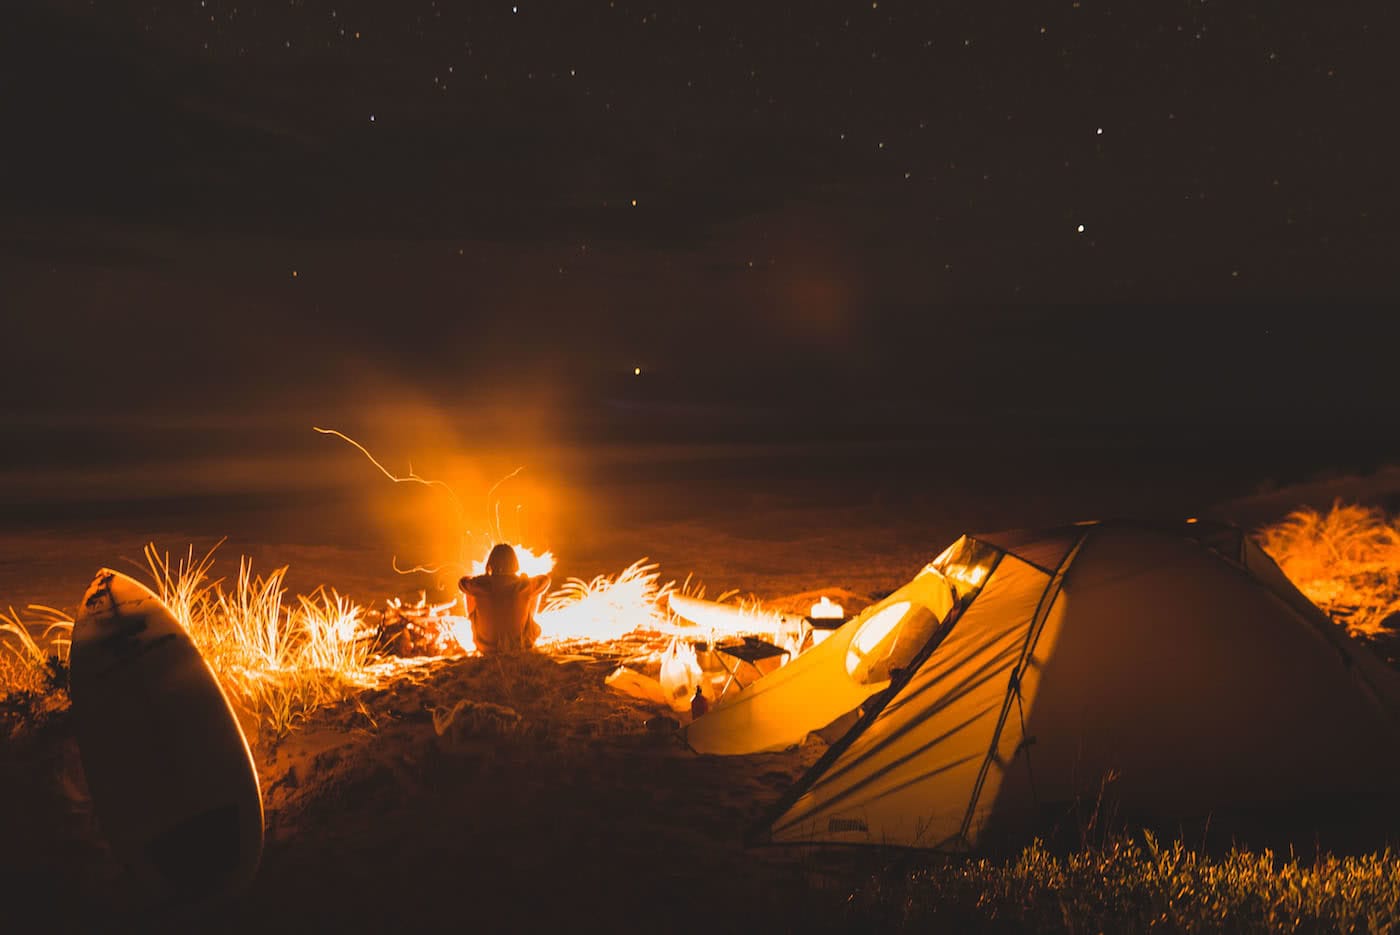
[6,463,1400,932]
[2,618,859,933]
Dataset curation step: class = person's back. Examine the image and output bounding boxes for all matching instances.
[458,544,550,655]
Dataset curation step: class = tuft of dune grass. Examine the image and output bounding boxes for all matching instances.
[0,605,72,698]
[1258,500,1400,639]
[143,543,383,738]
[0,604,72,733]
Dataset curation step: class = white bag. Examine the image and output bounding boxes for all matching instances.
[657,637,702,713]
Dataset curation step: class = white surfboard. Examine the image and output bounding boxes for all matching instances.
[70,569,264,905]
[667,593,806,634]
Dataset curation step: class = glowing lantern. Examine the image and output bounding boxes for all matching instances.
[804,595,847,649]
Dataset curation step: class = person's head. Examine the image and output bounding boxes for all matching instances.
[485,543,520,576]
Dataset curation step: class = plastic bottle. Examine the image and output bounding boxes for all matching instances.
[690,685,709,720]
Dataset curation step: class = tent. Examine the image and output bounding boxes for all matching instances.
[754,519,1400,852]
[681,567,956,755]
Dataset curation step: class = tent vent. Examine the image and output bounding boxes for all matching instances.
[828,818,869,834]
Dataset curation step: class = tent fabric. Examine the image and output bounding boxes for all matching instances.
[758,520,1400,852]
[765,552,1062,847]
[970,524,1085,574]
[1233,534,1400,721]
[681,567,956,756]
[1180,517,1400,720]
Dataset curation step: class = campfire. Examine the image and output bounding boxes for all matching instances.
[372,546,802,714]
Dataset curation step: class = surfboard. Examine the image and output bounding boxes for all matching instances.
[69,568,264,905]
[667,593,806,634]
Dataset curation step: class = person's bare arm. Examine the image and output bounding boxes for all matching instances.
[460,576,492,599]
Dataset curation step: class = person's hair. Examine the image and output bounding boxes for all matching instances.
[485,543,520,575]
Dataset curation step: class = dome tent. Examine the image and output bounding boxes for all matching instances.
[754,519,1400,853]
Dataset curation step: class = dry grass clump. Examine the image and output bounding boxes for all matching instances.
[144,544,381,738]
[849,833,1400,932]
[0,605,72,734]
[0,604,72,698]
[0,605,71,694]
[1258,501,1400,638]
[3,545,383,739]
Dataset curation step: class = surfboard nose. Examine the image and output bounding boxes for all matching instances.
[80,568,118,616]
[81,568,169,623]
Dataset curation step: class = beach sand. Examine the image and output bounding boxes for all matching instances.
[5,460,1400,932]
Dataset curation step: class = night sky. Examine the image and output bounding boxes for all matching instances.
[3,0,1399,519]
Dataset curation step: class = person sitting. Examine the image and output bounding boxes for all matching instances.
[457,544,551,655]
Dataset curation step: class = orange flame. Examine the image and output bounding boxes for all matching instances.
[469,544,556,577]
[536,559,671,643]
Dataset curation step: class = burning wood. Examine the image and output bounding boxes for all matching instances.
[380,594,467,657]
